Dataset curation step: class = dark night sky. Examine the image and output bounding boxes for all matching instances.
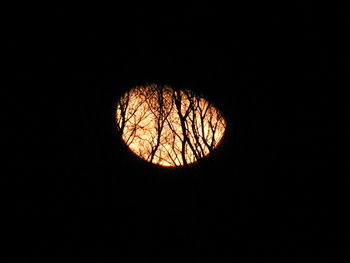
[5,2,346,262]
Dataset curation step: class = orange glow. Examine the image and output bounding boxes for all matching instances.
[115,84,226,167]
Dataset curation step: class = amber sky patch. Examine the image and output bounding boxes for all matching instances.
[115,84,226,167]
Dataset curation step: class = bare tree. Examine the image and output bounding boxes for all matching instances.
[115,84,226,167]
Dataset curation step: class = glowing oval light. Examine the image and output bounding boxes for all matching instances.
[115,84,226,167]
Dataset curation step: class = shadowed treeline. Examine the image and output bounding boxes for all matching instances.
[115,84,226,167]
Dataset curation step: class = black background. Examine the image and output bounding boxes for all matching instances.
[5,2,346,262]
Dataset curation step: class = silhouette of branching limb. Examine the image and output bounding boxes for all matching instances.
[116,91,130,134]
[115,84,226,167]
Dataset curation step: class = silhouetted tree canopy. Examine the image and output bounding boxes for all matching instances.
[116,84,226,167]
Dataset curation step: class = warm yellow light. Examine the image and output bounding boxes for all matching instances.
[115,84,226,167]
